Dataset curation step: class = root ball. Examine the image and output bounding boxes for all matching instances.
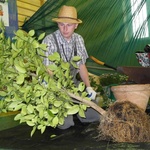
[98,101,150,143]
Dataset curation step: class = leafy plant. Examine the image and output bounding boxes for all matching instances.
[100,73,128,86]
[89,73,128,108]
[0,21,89,136]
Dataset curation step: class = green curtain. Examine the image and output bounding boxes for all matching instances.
[22,0,150,75]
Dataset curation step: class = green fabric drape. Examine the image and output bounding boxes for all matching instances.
[22,0,150,75]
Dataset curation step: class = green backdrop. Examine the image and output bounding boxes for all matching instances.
[21,0,150,75]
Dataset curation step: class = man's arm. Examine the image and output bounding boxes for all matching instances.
[78,64,91,87]
[79,64,97,100]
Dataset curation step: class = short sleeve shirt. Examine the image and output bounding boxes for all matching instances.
[42,30,88,66]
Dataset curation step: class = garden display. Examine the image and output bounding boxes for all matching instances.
[0,20,150,143]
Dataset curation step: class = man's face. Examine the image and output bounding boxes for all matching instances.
[58,22,78,41]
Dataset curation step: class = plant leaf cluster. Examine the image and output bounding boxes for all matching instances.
[100,73,128,86]
[0,21,89,136]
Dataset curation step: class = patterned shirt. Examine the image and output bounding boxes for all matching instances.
[42,30,88,66]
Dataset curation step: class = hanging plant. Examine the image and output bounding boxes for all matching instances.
[0,21,89,136]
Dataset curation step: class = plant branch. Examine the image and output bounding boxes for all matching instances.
[67,92,106,116]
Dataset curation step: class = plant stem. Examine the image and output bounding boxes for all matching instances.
[67,92,106,116]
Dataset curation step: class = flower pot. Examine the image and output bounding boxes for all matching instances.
[111,84,150,111]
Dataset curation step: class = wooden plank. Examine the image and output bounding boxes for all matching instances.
[17,0,41,7]
[17,7,35,17]
[17,0,47,27]
[17,1,39,11]
[18,14,29,22]
[18,21,24,27]
[40,0,46,5]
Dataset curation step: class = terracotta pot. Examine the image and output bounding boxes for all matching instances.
[111,84,150,111]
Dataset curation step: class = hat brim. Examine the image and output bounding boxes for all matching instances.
[52,18,82,24]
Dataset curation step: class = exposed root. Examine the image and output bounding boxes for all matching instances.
[98,101,150,143]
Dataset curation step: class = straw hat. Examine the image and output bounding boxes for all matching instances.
[52,5,82,24]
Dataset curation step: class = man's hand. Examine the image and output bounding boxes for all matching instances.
[86,87,97,100]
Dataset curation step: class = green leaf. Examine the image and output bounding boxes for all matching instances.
[48,52,60,62]
[71,61,78,68]
[16,73,25,84]
[67,105,79,115]
[54,101,63,107]
[34,84,43,90]
[14,113,22,121]
[0,57,4,64]
[57,82,62,89]
[78,108,86,118]
[64,70,70,78]
[32,40,39,48]
[12,51,19,58]
[47,109,54,117]
[39,43,47,50]
[36,66,41,76]
[37,48,45,56]
[81,92,88,98]
[78,82,85,92]
[6,66,16,73]
[37,124,43,129]
[41,125,46,134]
[61,62,70,70]
[8,101,21,110]
[34,91,41,98]
[25,114,35,120]
[39,109,44,119]
[12,43,17,50]
[38,32,45,41]
[50,107,58,114]
[0,91,7,96]
[50,134,57,138]
[32,76,39,84]
[64,102,72,109]
[21,106,27,115]
[72,56,81,61]
[14,104,25,111]
[47,64,58,71]
[15,29,25,37]
[52,116,59,126]
[28,30,35,37]
[80,104,87,110]
[58,117,64,125]
[31,126,36,137]
[16,39,24,48]
[14,63,26,73]
[42,76,48,84]
[27,121,35,126]
[27,104,34,113]
[36,105,44,112]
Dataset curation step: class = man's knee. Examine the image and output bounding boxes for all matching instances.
[57,115,75,129]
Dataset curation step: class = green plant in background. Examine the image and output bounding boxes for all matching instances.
[0,21,89,136]
[89,75,112,108]
[100,73,129,106]
[89,73,129,108]
[100,73,129,86]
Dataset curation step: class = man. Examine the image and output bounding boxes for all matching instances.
[42,5,100,129]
